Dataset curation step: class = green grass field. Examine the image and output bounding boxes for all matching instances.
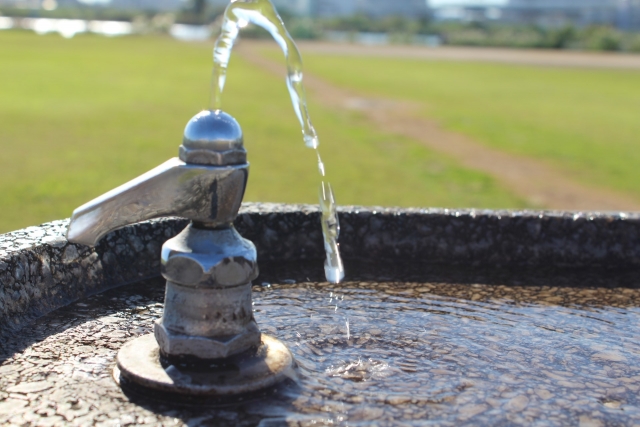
[295,51,640,199]
[0,31,529,233]
[3,32,640,234]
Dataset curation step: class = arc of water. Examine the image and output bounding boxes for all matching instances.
[211,0,344,283]
[212,0,319,149]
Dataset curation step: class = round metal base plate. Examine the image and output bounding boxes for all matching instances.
[114,334,295,396]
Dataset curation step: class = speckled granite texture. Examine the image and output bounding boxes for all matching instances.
[238,204,640,268]
[0,218,187,337]
[1,203,639,335]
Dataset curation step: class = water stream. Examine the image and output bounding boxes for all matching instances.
[210,0,344,283]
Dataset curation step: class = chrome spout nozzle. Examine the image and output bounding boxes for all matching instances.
[66,110,248,246]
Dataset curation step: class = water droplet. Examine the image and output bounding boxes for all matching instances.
[316,152,325,176]
[304,134,319,149]
[345,317,351,340]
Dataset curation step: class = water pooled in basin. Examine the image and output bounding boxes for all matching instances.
[4,268,640,425]
[211,0,344,283]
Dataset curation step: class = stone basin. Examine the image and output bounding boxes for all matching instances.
[1,203,640,426]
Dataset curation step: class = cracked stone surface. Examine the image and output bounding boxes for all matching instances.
[2,264,640,426]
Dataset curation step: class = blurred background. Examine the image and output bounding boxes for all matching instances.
[1,0,640,233]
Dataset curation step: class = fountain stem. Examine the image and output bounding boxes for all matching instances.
[66,110,294,396]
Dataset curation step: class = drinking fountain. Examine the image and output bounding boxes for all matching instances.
[3,2,640,423]
[66,109,294,396]
[3,199,640,424]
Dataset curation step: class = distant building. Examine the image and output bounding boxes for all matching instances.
[207,0,230,10]
[617,0,640,30]
[204,0,314,17]
[427,0,640,29]
[6,0,636,29]
[272,0,312,16]
[0,0,44,7]
[274,0,428,18]
[502,0,618,27]
[427,0,506,21]
[309,0,354,17]
[355,0,428,18]
[0,0,427,18]
[0,0,184,11]
[107,0,184,11]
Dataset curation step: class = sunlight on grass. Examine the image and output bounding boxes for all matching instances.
[0,32,526,233]
[297,50,640,200]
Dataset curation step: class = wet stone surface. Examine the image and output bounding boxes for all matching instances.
[2,265,640,426]
[0,218,187,337]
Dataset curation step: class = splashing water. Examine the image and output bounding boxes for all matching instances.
[212,0,344,283]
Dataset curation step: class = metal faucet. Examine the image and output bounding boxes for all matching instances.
[67,110,294,396]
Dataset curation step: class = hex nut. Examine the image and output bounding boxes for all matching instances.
[214,256,258,287]
[180,110,246,166]
[161,225,258,288]
[116,333,295,396]
[162,254,258,287]
[179,145,246,166]
[154,320,261,359]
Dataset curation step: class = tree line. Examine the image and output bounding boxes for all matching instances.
[2,4,639,53]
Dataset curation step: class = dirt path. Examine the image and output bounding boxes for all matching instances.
[237,43,640,211]
[295,41,640,70]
